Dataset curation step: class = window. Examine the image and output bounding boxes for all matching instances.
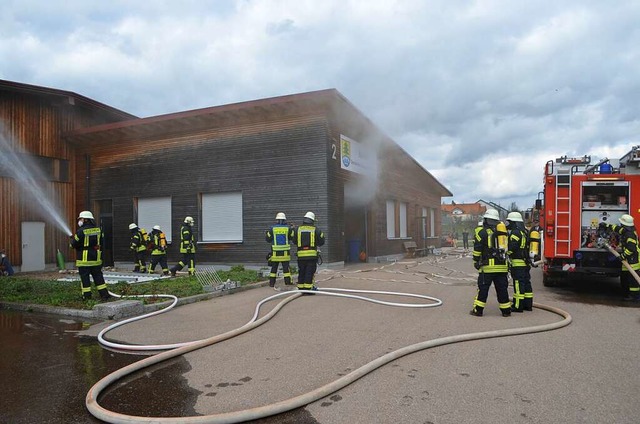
[386,200,395,239]
[201,192,243,242]
[430,208,436,238]
[386,200,408,239]
[422,207,427,239]
[136,197,172,242]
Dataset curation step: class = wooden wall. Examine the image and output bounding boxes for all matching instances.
[74,112,334,265]
[0,88,130,267]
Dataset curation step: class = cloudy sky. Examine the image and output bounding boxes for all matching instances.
[2,0,639,210]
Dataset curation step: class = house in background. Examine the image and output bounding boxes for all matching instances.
[476,199,509,220]
[441,201,487,244]
[1,79,452,270]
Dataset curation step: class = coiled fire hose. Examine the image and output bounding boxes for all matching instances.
[87,287,571,423]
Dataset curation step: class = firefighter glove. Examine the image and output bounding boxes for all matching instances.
[473,261,481,270]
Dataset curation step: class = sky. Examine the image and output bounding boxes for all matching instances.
[2,0,639,211]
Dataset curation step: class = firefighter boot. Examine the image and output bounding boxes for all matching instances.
[501,307,512,317]
[469,307,483,317]
[523,298,533,311]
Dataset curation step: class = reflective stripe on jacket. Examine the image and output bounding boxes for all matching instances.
[266,224,291,262]
[150,230,167,256]
[292,225,325,259]
[473,225,508,273]
[70,224,103,267]
[507,227,530,268]
[180,224,196,254]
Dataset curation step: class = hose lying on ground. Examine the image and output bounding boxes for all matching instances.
[87,288,571,424]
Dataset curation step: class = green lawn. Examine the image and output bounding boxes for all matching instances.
[0,265,263,310]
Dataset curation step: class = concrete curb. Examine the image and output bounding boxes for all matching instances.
[0,280,272,321]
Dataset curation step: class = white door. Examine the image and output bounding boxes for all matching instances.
[21,221,45,272]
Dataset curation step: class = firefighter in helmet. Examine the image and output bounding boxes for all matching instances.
[171,216,196,276]
[70,210,111,301]
[505,211,533,312]
[600,214,640,301]
[470,208,511,317]
[290,211,325,290]
[128,223,148,273]
[265,212,293,288]
[148,225,169,275]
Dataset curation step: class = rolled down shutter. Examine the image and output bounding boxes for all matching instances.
[138,197,172,243]
[202,192,243,242]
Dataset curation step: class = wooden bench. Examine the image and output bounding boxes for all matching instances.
[403,241,428,257]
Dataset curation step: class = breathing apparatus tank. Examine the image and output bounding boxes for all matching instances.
[496,221,508,252]
[529,228,541,260]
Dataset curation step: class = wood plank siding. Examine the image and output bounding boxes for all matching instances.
[3,80,450,269]
[0,80,134,268]
[72,112,333,264]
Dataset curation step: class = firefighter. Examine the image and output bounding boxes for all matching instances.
[265,212,293,288]
[171,216,196,276]
[505,211,533,312]
[470,208,511,317]
[148,225,169,275]
[70,211,111,301]
[600,215,640,301]
[128,223,148,273]
[290,211,325,290]
[0,249,15,276]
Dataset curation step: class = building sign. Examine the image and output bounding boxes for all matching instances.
[340,134,375,176]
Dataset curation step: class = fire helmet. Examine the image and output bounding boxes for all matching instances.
[506,211,523,222]
[128,223,138,230]
[153,225,161,231]
[184,216,194,225]
[483,209,500,221]
[275,212,286,220]
[78,211,94,220]
[619,214,635,227]
[304,211,316,222]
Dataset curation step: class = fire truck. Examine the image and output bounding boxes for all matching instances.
[540,145,640,286]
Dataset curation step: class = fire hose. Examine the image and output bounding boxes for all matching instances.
[87,288,571,423]
[601,241,640,285]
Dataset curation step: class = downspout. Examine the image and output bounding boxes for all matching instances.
[84,154,91,209]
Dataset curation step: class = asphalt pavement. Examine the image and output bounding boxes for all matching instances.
[81,249,640,424]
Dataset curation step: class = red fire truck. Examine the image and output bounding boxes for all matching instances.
[540,146,640,286]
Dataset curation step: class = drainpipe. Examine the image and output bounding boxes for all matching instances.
[84,154,91,209]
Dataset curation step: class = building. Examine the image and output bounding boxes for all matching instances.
[1,79,451,270]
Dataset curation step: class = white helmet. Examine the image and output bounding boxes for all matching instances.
[483,209,500,221]
[128,223,138,230]
[153,225,161,231]
[275,212,286,220]
[506,211,523,222]
[477,220,483,227]
[78,211,94,220]
[619,214,634,227]
[184,216,194,225]
[304,211,316,222]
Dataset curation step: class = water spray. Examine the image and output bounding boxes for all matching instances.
[0,124,73,236]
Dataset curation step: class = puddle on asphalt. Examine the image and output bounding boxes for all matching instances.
[0,309,319,423]
[0,310,198,423]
